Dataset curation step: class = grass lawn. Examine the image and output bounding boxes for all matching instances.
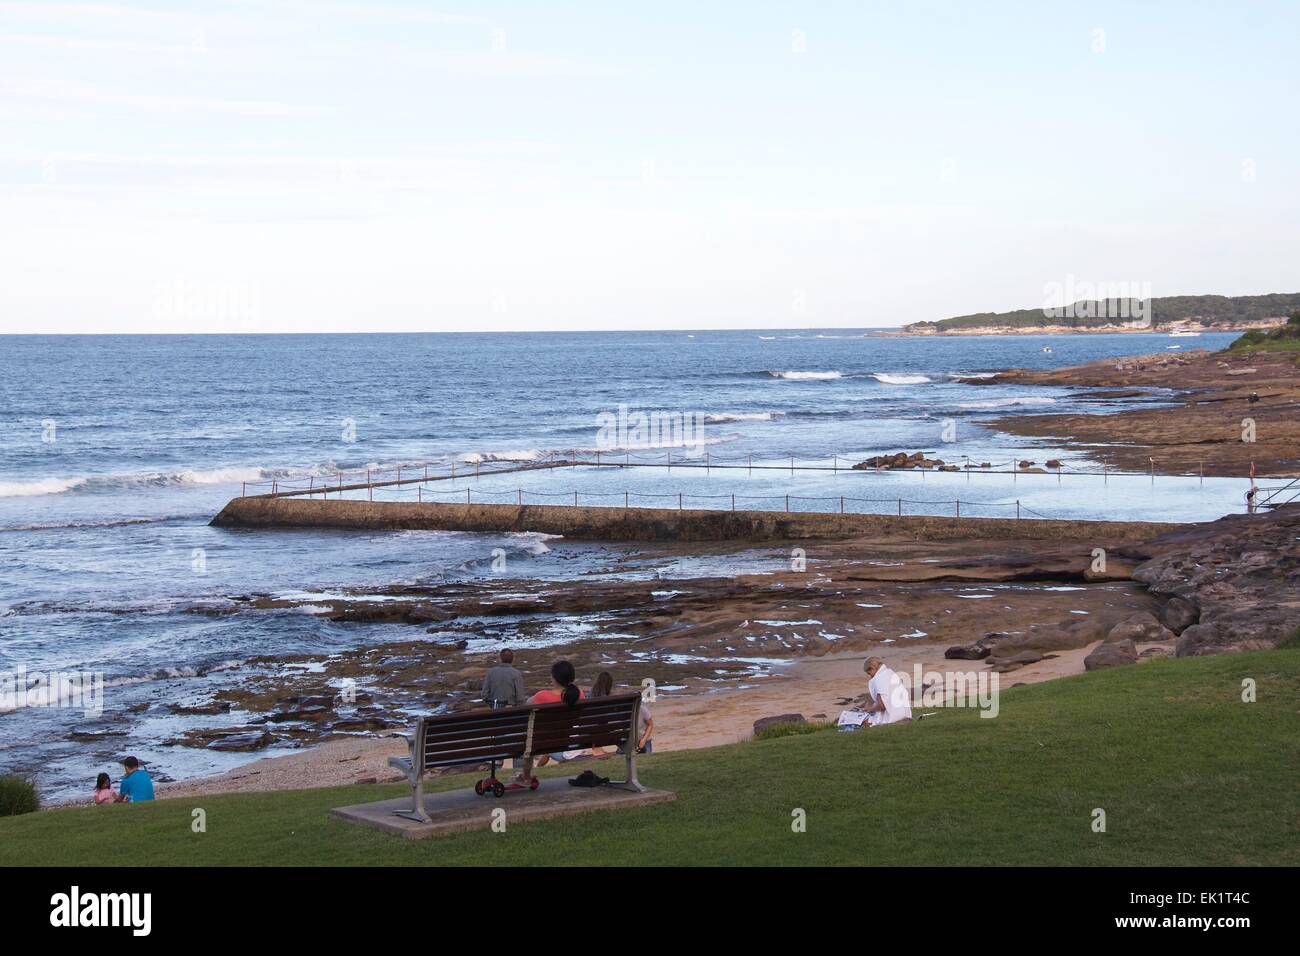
[3,648,1297,866]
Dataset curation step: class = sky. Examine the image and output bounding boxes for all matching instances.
[0,0,1297,334]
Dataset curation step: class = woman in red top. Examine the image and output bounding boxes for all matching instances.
[515,660,583,783]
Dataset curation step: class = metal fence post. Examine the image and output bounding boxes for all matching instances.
[678,492,682,510]
[1016,499,1020,520]
[466,488,471,504]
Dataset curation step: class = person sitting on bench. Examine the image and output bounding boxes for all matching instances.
[481,648,526,708]
[515,660,584,782]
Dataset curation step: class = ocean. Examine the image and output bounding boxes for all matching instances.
[0,329,1246,797]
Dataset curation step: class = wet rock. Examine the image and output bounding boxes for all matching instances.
[753,713,804,736]
[207,731,275,752]
[405,605,456,625]
[330,716,401,733]
[168,701,232,716]
[945,631,1008,659]
[804,635,834,657]
[1158,596,1198,635]
[67,729,127,743]
[1105,612,1175,645]
[1084,639,1138,670]
[853,451,946,470]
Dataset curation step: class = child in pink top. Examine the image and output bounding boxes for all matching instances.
[93,773,115,805]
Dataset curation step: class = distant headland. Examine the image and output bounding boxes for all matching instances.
[894,292,1300,336]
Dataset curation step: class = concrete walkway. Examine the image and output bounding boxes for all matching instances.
[332,779,676,839]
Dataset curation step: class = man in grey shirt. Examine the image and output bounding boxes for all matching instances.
[480,649,526,708]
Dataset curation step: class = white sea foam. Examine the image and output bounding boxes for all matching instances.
[956,397,1059,409]
[948,371,998,380]
[0,464,300,498]
[871,373,932,385]
[457,449,546,464]
[767,370,842,380]
[0,477,89,498]
[704,411,784,422]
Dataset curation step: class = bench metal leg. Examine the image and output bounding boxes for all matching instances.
[610,748,647,793]
[393,775,432,823]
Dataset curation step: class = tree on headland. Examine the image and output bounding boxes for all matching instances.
[1227,309,1300,352]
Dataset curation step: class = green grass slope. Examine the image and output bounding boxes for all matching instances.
[3,649,1296,866]
[1227,310,1300,353]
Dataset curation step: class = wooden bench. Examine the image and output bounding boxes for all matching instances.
[388,692,647,822]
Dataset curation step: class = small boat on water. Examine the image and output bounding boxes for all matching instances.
[1041,346,1052,353]
[1169,329,1201,337]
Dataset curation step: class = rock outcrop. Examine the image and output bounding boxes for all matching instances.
[1132,506,1300,656]
[1104,611,1175,645]
[854,451,948,470]
[1084,639,1138,670]
[753,714,805,736]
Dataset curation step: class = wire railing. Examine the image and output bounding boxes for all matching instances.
[240,449,1267,498]
[329,482,1059,520]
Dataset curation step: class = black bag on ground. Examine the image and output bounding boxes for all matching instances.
[568,770,609,788]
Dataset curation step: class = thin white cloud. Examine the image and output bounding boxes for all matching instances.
[4,79,324,116]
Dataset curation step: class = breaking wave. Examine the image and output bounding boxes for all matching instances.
[703,411,785,422]
[766,370,843,380]
[871,373,932,385]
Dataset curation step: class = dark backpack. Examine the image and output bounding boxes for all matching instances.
[568,769,609,788]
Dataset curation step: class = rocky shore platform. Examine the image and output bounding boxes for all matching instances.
[981,348,1300,476]
[123,503,1299,770]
